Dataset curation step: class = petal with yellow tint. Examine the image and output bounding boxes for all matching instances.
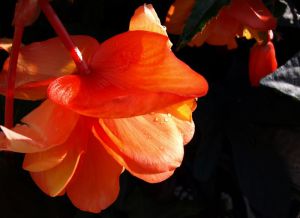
[0,100,79,153]
[67,134,122,213]
[93,113,185,179]
[0,36,99,100]
[29,117,90,196]
[48,31,208,117]
[159,100,196,145]
[172,115,195,145]
[0,38,13,53]
[30,146,84,197]
[159,99,197,121]
[23,141,69,172]
[129,4,172,48]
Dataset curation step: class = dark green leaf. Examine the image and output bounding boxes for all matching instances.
[177,0,230,49]
[261,51,300,100]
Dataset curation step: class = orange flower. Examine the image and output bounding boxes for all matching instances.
[249,40,277,86]
[165,0,277,49]
[0,4,208,213]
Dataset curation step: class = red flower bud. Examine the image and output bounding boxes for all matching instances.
[249,41,277,86]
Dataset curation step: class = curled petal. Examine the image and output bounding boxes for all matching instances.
[93,113,188,182]
[0,36,99,100]
[48,31,208,117]
[0,100,79,153]
[67,134,122,213]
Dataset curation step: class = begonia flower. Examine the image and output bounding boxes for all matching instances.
[165,0,277,49]
[0,4,208,213]
[249,40,277,86]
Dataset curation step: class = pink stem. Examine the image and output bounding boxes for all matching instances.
[4,25,24,128]
[38,0,89,74]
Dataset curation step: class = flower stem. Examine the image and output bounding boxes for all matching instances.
[5,25,24,128]
[38,0,89,74]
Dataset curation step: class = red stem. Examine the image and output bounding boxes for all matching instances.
[38,0,89,74]
[4,26,24,128]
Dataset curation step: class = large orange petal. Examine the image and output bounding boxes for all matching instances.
[0,100,79,153]
[93,113,189,182]
[48,31,208,118]
[90,31,207,95]
[0,36,99,100]
[66,134,122,213]
[29,117,90,196]
[129,4,172,48]
[48,77,193,118]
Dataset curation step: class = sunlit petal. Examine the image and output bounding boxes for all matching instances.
[29,117,90,196]
[23,141,69,172]
[0,100,79,153]
[30,145,84,197]
[67,134,122,213]
[159,99,197,121]
[130,4,172,47]
[93,113,186,181]
[48,31,208,117]
[0,36,99,100]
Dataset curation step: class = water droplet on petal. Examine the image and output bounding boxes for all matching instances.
[154,117,160,122]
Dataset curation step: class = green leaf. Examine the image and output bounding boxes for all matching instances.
[177,0,230,49]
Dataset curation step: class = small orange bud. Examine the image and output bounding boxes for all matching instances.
[249,41,277,86]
